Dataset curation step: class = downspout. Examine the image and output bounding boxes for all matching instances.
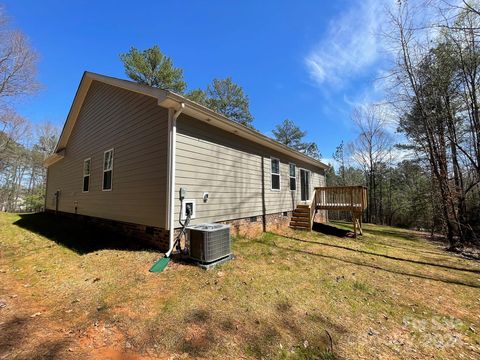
[44,167,48,212]
[165,103,185,257]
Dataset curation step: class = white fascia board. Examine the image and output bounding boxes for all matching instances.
[159,93,329,170]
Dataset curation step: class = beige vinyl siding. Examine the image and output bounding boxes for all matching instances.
[46,81,169,228]
[174,115,325,225]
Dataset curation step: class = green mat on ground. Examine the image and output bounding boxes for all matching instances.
[149,257,170,272]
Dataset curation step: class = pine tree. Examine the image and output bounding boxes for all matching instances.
[272,119,321,159]
[205,77,254,128]
[120,46,186,93]
[186,88,208,105]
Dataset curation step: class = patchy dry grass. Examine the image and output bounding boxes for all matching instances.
[1,212,480,359]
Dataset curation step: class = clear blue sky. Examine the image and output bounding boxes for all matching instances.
[5,0,389,162]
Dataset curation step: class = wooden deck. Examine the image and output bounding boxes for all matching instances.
[290,185,368,237]
[314,186,367,211]
[314,186,367,237]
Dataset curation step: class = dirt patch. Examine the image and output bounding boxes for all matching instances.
[181,324,214,356]
[78,321,125,351]
[92,347,165,360]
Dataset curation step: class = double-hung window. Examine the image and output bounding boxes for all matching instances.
[271,157,280,190]
[103,149,114,191]
[289,163,296,191]
[83,158,91,192]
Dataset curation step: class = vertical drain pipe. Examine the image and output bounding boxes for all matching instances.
[166,103,185,257]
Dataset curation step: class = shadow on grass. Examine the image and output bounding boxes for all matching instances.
[13,212,159,255]
[0,316,71,359]
[329,221,459,257]
[177,306,336,359]
[273,233,480,275]
[312,222,352,237]
[332,221,438,243]
[259,236,480,289]
[366,228,429,242]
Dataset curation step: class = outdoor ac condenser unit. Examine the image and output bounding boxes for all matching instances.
[187,224,231,266]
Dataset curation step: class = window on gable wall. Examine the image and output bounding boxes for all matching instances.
[103,149,114,191]
[289,163,296,191]
[83,158,91,192]
[271,157,280,190]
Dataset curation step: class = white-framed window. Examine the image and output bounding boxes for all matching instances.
[83,158,91,192]
[289,163,296,191]
[102,149,114,191]
[271,157,280,191]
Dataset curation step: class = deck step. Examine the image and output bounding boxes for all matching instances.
[289,225,310,230]
[292,217,309,222]
[293,212,309,217]
[289,203,314,231]
[290,215,310,220]
[289,221,310,227]
[293,207,310,213]
[292,211,309,216]
[291,216,309,222]
[292,211,309,215]
[290,216,310,222]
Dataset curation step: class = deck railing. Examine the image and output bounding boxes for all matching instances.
[314,186,367,211]
[309,188,317,229]
[303,185,367,237]
[311,185,367,237]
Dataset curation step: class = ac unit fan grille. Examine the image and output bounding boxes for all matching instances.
[188,224,231,263]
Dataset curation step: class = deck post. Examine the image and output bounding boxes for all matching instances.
[308,185,367,237]
[352,211,357,238]
[358,213,363,235]
[351,188,354,238]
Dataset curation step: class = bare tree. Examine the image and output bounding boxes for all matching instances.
[349,105,393,223]
[383,0,480,248]
[0,120,58,212]
[0,109,30,169]
[0,8,39,106]
[0,7,41,212]
[385,1,459,246]
[461,0,480,17]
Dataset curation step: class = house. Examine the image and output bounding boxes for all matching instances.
[44,72,331,251]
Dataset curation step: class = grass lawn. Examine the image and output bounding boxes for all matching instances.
[1,212,480,359]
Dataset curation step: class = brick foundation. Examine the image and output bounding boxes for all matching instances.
[218,211,293,238]
[45,209,169,250]
[45,209,325,250]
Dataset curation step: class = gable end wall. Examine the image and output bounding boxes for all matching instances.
[45,81,169,228]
